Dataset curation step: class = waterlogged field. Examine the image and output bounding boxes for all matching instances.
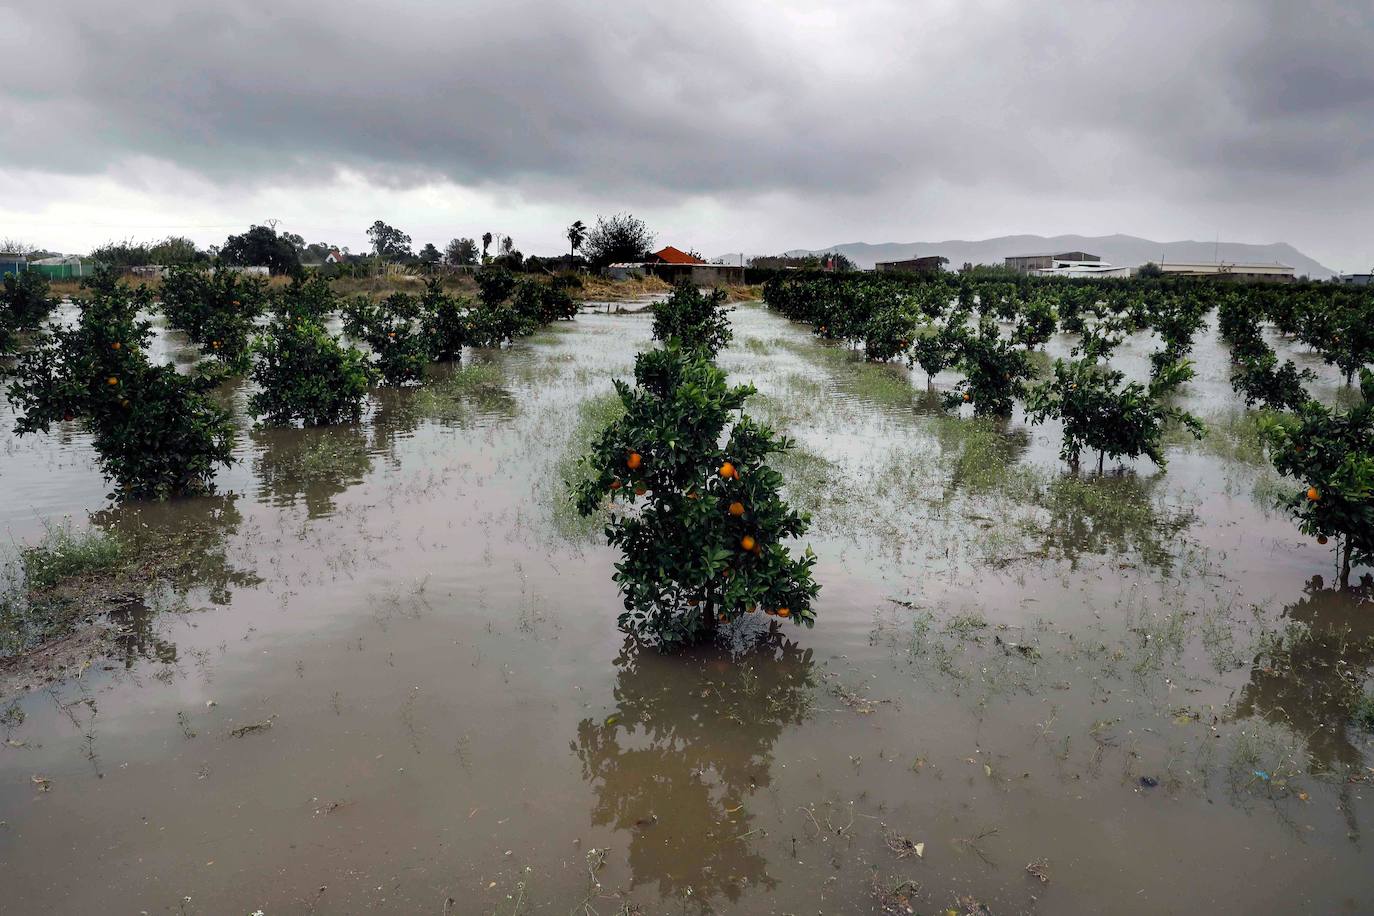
[1,300,1371,914]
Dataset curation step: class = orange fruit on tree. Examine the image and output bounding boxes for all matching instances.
[107,376,119,386]
[764,607,776,615]
[627,451,642,470]
[1317,534,1329,545]
[609,479,622,491]
[634,485,647,496]
[776,607,790,618]
[111,341,121,350]
[740,534,756,552]
[962,392,971,402]
[719,461,736,479]
[1307,486,1320,502]
[728,501,745,517]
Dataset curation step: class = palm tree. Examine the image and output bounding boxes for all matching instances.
[567,220,587,261]
[481,232,493,260]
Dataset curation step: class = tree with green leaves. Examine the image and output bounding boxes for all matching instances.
[249,277,373,426]
[1,270,56,354]
[573,343,819,650]
[159,263,269,371]
[651,280,732,357]
[1025,358,1204,472]
[6,269,235,498]
[366,220,413,261]
[1264,370,1374,587]
[220,225,302,275]
[582,213,655,269]
[444,238,478,266]
[567,220,587,260]
[342,293,430,386]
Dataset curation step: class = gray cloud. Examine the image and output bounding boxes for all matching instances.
[3,0,1373,263]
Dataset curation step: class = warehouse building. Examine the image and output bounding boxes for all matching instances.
[875,255,949,274]
[1157,262,1295,282]
[1005,251,1100,273]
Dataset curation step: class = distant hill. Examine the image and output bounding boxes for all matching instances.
[717,234,1336,278]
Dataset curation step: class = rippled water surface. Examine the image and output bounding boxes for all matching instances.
[0,301,1371,914]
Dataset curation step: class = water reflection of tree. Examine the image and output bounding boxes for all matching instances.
[933,415,1031,496]
[252,424,375,519]
[92,494,260,667]
[1022,472,1195,571]
[572,636,816,909]
[1234,576,1374,774]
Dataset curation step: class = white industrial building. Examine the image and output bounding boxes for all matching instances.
[1032,258,1131,279]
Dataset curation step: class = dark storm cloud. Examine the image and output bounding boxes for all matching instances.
[4,0,1374,202]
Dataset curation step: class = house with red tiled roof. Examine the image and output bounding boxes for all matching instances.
[650,246,706,266]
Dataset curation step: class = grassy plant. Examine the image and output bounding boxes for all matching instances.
[20,522,124,592]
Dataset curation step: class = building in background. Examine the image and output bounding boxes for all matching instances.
[1033,258,1131,278]
[1337,273,1372,286]
[30,256,91,280]
[875,255,949,274]
[1157,262,1295,282]
[0,252,28,276]
[649,246,706,266]
[1005,251,1100,273]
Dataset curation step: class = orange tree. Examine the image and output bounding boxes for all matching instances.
[159,263,268,371]
[249,278,373,426]
[943,316,1033,416]
[1025,358,1203,472]
[512,276,579,325]
[651,280,733,356]
[573,343,819,650]
[418,279,468,361]
[1,270,55,355]
[1264,370,1374,587]
[342,292,430,385]
[6,268,235,498]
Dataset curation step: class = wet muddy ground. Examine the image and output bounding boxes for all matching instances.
[1,301,1371,914]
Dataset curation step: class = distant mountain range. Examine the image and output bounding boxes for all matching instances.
[715,234,1337,278]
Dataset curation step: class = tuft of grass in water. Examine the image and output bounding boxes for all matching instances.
[775,338,918,412]
[411,363,515,423]
[1172,408,1278,466]
[1355,693,1374,732]
[1,522,125,656]
[551,392,628,541]
[19,521,124,593]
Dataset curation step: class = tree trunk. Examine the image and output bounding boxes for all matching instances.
[1341,537,1352,589]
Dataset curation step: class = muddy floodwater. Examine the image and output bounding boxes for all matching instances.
[1,301,1371,914]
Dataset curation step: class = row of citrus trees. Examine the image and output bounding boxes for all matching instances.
[1,265,577,499]
[763,272,1372,585]
[570,281,820,650]
[765,272,1210,470]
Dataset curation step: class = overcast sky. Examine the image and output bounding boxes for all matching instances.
[3,0,1373,269]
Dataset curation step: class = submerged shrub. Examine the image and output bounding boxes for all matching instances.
[1025,358,1204,471]
[159,263,267,370]
[6,269,236,498]
[1264,370,1374,587]
[1,270,56,355]
[250,280,372,426]
[573,343,819,651]
[651,280,732,356]
[343,293,430,386]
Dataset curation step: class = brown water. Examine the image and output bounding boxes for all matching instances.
[1,302,1371,915]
